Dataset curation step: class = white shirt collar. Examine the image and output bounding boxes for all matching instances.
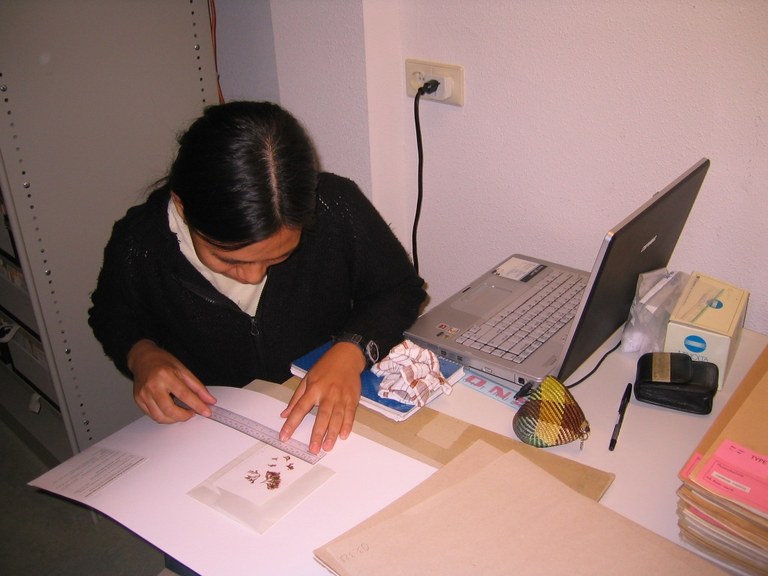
[167,198,264,316]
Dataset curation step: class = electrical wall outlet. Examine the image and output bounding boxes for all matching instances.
[405,59,464,106]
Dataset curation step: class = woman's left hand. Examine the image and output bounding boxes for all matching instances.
[279,342,365,454]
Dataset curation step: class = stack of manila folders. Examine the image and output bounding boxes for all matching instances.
[677,345,768,575]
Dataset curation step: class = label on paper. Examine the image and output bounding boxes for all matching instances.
[695,440,768,517]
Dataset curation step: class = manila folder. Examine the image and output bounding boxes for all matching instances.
[314,441,726,576]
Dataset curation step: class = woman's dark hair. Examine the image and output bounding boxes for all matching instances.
[168,101,319,248]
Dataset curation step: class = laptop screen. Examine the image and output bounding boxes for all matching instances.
[557,158,710,381]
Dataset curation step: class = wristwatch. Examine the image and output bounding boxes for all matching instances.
[334,332,380,368]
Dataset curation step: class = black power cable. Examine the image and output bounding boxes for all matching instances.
[514,339,622,400]
[565,339,622,389]
[411,79,439,275]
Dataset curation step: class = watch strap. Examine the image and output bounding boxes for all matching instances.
[334,332,380,369]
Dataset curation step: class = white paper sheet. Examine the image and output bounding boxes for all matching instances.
[30,387,436,575]
[36,447,146,499]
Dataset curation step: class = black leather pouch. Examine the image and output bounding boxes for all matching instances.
[634,352,718,415]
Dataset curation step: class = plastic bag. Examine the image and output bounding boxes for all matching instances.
[620,269,688,355]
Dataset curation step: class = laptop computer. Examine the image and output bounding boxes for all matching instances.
[405,158,710,387]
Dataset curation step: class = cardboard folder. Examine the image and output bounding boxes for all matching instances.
[684,344,768,472]
[313,440,727,576]
[680,344,768,521]
[675,344,768,572]
[257,377,614,501]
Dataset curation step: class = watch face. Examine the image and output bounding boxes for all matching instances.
[338,333,379,364]
[365,340,380,363]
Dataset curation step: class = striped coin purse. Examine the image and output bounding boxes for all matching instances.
[512,376,590,448]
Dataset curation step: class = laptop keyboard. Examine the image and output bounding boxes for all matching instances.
[455,270,587,363]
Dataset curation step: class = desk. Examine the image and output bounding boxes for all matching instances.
[33,329,766,575]
[430,328,768,548]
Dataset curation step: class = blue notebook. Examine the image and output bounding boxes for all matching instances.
[290,341,464,421]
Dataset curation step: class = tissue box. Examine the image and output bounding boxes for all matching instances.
[664,273,749,389]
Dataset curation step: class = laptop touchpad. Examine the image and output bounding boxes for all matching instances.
[452,284,515,316]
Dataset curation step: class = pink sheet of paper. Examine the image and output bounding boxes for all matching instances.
[695,440,768,517]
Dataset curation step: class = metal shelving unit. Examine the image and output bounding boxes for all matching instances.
[0,0,220,463]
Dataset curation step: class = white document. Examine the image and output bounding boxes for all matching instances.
[30,386,436,575]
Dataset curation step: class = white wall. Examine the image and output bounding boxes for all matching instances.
[215,0,767,335]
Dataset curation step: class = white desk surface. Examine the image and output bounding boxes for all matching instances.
[135,329,766,575]
[429,328,768,547]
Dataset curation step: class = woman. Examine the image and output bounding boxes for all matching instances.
[88,101,426,456]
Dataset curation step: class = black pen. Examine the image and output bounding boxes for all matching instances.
[609,383,632,451]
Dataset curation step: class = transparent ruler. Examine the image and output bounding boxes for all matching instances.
[174,398,324,464]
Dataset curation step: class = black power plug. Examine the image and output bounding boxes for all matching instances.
[418,79,440,95]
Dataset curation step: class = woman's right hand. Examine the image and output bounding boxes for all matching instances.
[127,339,217,423]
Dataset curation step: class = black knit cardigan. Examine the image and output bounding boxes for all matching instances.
[88,172,427,387]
